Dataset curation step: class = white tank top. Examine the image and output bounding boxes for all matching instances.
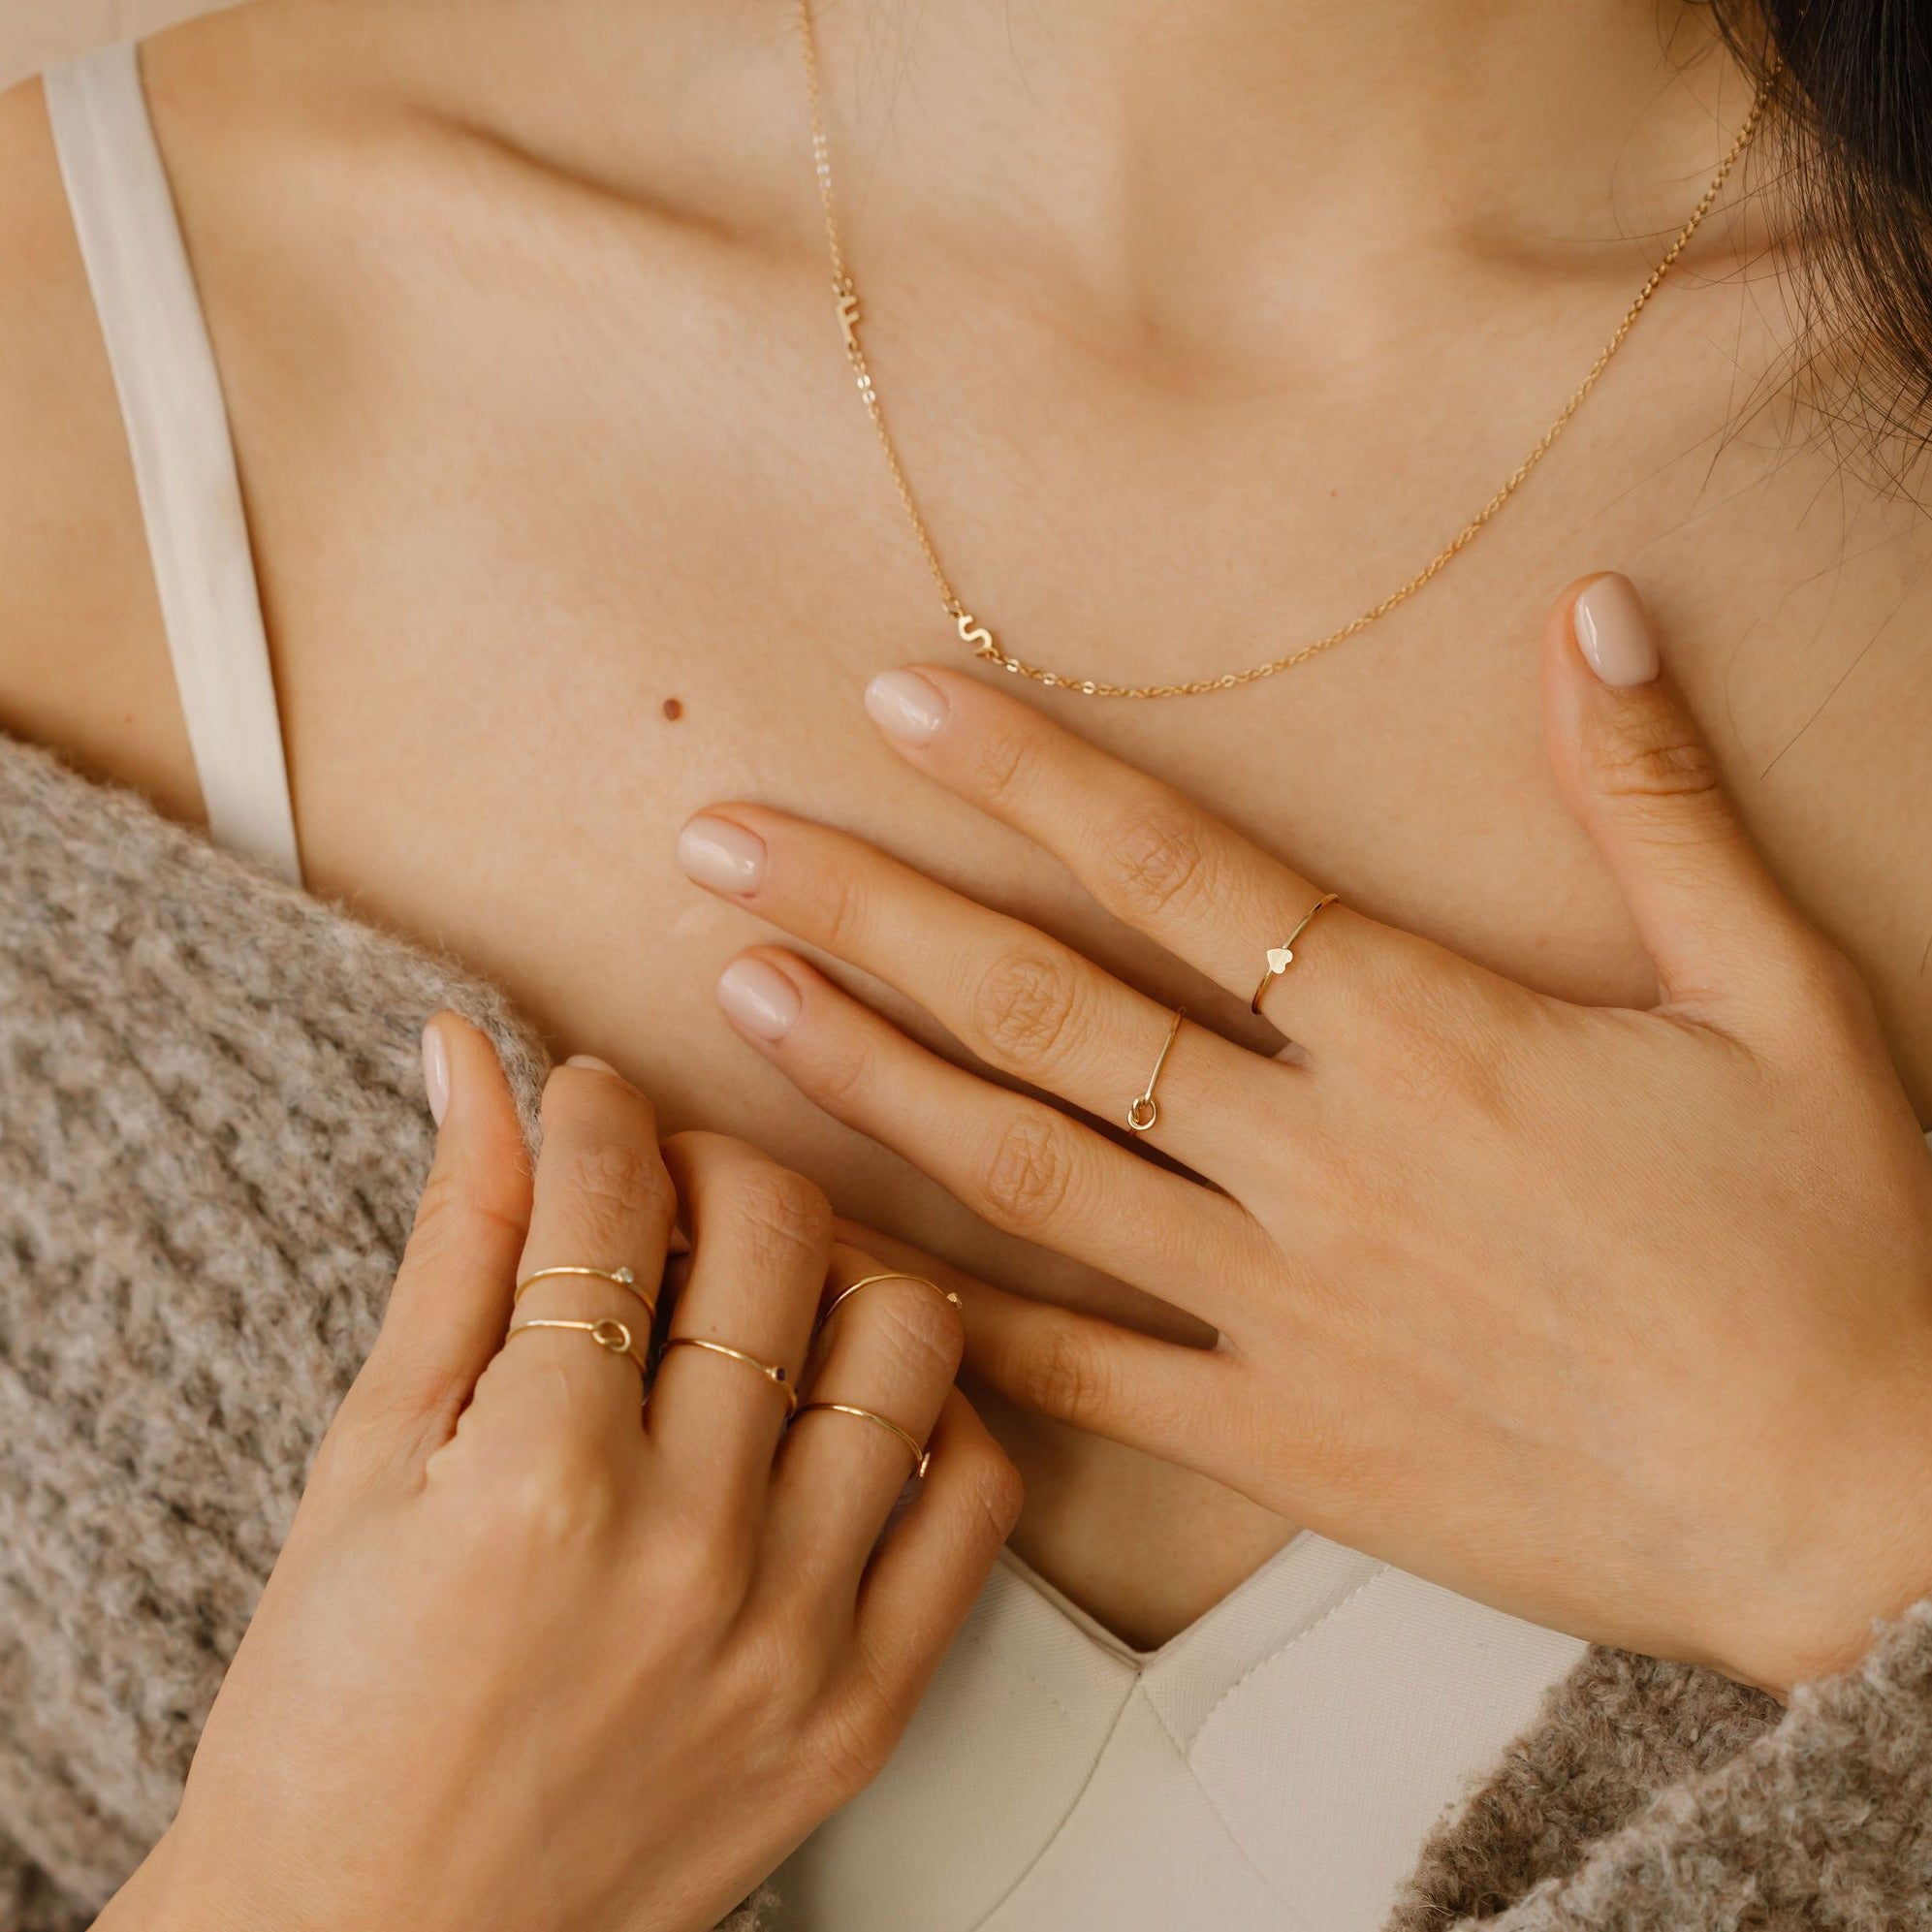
[45,41,1592,1929]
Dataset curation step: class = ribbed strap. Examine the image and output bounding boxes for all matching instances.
[43,41,301,884]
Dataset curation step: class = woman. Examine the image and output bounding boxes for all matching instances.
[2,0,1930,1923]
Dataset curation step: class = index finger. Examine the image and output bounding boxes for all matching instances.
[861,666,1393,1043]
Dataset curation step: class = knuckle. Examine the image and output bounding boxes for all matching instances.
[957,721,1033,810]
[802,1026,877,1114]
[971,1109,1079,1236]
[855,1284,964,1389]
[1099,801,1212,922]
[645,1509,751,1634]
[1013,1323,1112,1430]
[551,1137,673,1229]
[719,1616,826,1744]
[794,856,868,955]
[815,1663,907,1796]
[407,1166,465,1251]
[1363,963,1514,1121]
[1584,708,1723,813]
[406,1167,489,1272]
[969,942,1086,1074]
[495,1437,625,1550]
[729,1165,834,1266]
[966,1443,1027,1543]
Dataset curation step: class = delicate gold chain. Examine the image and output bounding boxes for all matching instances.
[797,2,1777,700]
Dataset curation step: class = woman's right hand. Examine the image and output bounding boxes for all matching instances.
[98,1015,1020,1932]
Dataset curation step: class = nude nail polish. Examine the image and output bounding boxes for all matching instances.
[716,957,802,1041]
[1571,574,1661,687]
[865,669,949,744]
[565,1054,617,1073]
[421,1023,451,1126]
[678,816,767,894]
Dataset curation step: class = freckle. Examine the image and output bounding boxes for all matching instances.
[662,697,684,722]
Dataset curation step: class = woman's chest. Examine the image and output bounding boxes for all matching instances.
[185,192,1932,1640]
[236,283,1932,1108]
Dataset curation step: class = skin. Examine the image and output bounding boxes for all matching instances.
[98,1024,1020,1932]
[3,0,1931,1647]
[679,576,1932,1696]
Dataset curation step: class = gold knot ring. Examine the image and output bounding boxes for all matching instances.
[1126,1007,1185,1135]
[506,1315,649,1380]
[1250,893,1340,1016]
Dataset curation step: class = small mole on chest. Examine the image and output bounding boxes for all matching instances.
[661,697,684,722]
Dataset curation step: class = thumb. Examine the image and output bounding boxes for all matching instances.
[343,1012,535,1470]
[1543,571,1807,1015]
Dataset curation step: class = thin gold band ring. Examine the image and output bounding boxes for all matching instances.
[1126,1007,1185,1135]
[506,1316,649,1380]
[1250,893,1341,1017]
[794,1401,932,1478]
[820,1272,962,1332]
[659,1336,799,1418]
[514,1263,658,1323]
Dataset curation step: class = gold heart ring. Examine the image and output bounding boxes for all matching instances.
[1251,894,1340,1016]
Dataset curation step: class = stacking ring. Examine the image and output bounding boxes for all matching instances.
[1251,893,1340,1016]
[1125,1007,1185,1136]
[794,1401,932,1478]
[659,1336,799,1418]
[515,1263,658,1324]
[506,1315,649,1380]
[820,1271,963,1332]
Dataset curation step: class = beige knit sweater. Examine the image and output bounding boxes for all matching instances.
[1,730,1927,1932]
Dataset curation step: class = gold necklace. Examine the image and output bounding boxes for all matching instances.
[796,2,1777,700]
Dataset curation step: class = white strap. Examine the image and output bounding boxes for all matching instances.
[44,42,301,885]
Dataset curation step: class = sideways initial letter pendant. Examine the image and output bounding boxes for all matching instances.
[956,612,999,659]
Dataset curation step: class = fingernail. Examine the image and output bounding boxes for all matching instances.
[421,1021,451,1126]
[865,669,949,744]
[677,815,767,894]
[1571,574,1660,687]
[716,956,802,1042]
[565,1054,617,1073]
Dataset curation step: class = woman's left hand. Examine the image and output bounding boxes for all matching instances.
[676,572,1932,1697]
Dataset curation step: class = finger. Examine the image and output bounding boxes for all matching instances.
[767,1246,965,1602]
[1545,573,1827,1019]
[652,1134,832,1513]
[675,807,1274,1181]
[710,948,1274,1326]
[834,1215,1231,1472]
[483,1058,676,1456]
[858,664,1398,1042]
[346,1014,534,1472]
[840,1388,1024,1717]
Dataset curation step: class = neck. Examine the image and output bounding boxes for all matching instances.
[805,0,1755,351]
[367,0,1759,346]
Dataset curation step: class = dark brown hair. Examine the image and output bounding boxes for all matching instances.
[1706,0,1932,452]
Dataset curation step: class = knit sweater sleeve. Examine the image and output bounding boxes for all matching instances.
[1390,1606,1932,1930]
[0,738,771,1930]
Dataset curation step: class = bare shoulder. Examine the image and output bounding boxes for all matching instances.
[0,68,201,821]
